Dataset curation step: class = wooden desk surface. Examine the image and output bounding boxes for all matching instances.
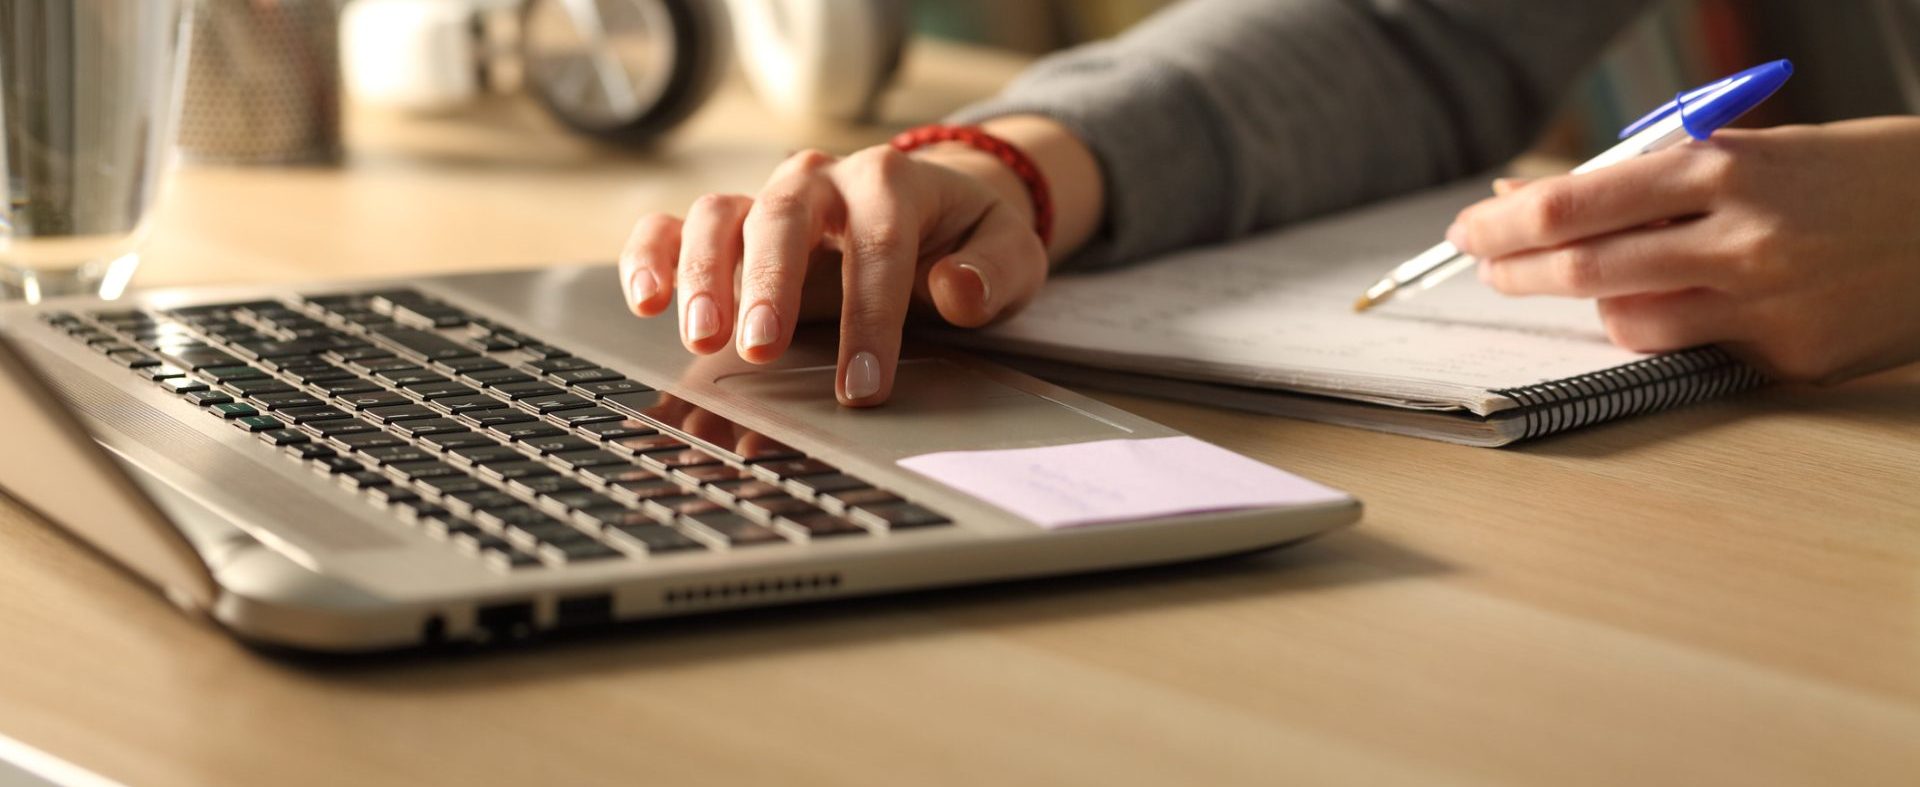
[3,40,1918,787]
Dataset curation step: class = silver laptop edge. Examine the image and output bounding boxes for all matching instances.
[0,264,1361,652]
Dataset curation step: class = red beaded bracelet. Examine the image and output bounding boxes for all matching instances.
[890,124,1054,247]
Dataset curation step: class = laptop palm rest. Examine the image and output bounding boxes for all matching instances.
[712,358,1132,459]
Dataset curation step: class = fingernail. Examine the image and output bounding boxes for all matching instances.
[684,294,719,343]
[740,302,778,349]
[628,269,658,309]
[957,262,992,309]
[1446,221,1468,249]
[1492,177,1520,195]
[844,351,880,400]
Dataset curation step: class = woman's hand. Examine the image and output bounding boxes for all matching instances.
[1450,116,1920,383]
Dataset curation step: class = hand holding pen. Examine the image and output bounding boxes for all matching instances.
[1361,61,1920,383]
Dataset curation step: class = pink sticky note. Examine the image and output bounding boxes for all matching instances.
[896,436,1349,529]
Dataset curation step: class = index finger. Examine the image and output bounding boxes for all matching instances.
[1449,146,1719,259]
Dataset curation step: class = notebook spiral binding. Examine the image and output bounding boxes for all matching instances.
[1491,347,1770,441]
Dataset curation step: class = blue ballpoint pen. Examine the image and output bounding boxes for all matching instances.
[1353,59,1796,312]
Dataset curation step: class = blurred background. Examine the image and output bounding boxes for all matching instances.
[917,0,1914,159]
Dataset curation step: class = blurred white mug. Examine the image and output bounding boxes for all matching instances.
[725,0,907,122]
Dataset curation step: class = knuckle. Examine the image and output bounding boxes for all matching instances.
[739,261,789,296]
[1551,247,1604,293]
[1528,186,1579,235]
[786,148,836,172]
[844,299,899,331]
[845,145,913,185]
[847,225,909,261]
[749,187,810,219]
[689,192,751,217]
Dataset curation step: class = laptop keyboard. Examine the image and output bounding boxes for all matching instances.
[39,289,949,571]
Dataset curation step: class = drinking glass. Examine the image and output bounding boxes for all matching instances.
[0,0,193,303]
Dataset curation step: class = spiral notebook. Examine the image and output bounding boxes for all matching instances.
[935,181,1766,447]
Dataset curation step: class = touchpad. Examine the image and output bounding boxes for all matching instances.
[712,359,1130,459]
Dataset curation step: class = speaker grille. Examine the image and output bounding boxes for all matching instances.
[663,573,843,607]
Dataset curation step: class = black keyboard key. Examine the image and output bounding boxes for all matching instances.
[350,357,415,374]
[521,393,592,414]
[279,405,353,425]
[547,367,623,386]
[708,478,785,503]
[751,458,837,480]
[574,379,654,400]
[492,421,564,442]
[387,460,462,481]
[233,339,338,360]
[201,364,267,382]
[373,327,476,361]
[849,502,951,530]
[579,464,659,487]
[364,404,437,423]
[290,366,358,384]
[525,356,597,374]
[551,449,626,472]
[362,445,435,465]
[334,431,407,451]
[738,495,815,523]
[818,487,900,513]
[391,303,469,330]
[772,511,868,540]
[448,444,524,466]
[430,482,505,506]
[256,428,310,447]
[731,439,804,464]
[223,379,296,398]
[316,379,383,397]
[211,402,260,419]
[676,464,750,486]
[484,549,544,571]
[643,495,723,520]
[608,524,704,554]
[428,394,505,415]
[406,380,481,400]
[611,478,688,502]
[160,377,210,395]
[511,475,587,498]
[160,345,245,371]
[536,539,622,565]
[251,391,326,411]
[186,389,235,406]
[639,447,724,471]
[681,511,786,546]
[463,409,535,428]
[392,418,467,437]
[786,473,872,497]
[418,430,498,451]
[610,433,684,456]
[495,381,564,400]
[373,367,447,387]
[476,460,557,483]
[522,434,595,455]
[284,442,337,461]
[306,418,379,438]
[551,407,623,426]
[463,368,535,387]
[436,356,506,375]
[313,455,365,475]
[368,485,421,506]
[542,489,620,511]
[107,350,160,368]
[342,470,392,490]
[518,343,571,360]
[573,506,654,532]
[578,418,658,441]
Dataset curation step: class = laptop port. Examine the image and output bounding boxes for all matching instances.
[555,593,614,629]
[474,601,535,643]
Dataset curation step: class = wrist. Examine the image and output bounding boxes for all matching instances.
[911,142,1038,229]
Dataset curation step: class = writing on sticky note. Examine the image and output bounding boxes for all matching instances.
[896,436,1349,529]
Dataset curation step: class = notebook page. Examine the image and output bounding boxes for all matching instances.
[963,182,1653,415]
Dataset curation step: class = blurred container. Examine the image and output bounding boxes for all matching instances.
[177,0,343,164]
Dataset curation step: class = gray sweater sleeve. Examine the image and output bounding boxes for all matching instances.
[949,0,1652,268]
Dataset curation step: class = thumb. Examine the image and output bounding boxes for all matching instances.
[923,201,1047,328]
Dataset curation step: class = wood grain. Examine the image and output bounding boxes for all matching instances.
[2,39,1916,787]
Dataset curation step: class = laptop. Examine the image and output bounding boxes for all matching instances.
[0,265,1360,652]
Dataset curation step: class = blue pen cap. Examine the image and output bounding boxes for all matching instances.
[1618,59,1794,140]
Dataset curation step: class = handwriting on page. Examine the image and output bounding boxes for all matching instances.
[897,436,1349,529]
[976,183,1650,414]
